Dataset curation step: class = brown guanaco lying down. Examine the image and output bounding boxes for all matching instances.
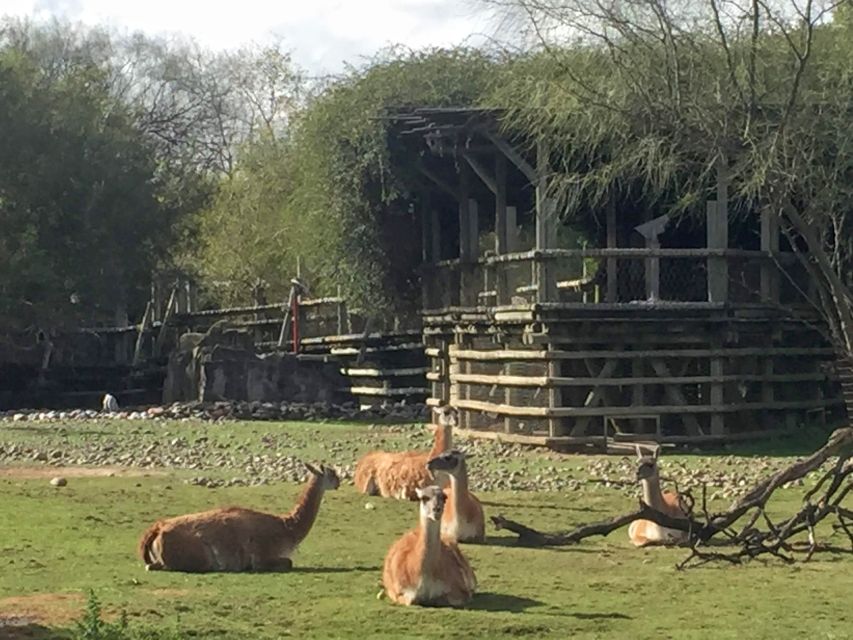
[353,405,457,500]
[628,445,689,547]
[382,485,476,607]
[139,463,339,572]
[427,450,485,543]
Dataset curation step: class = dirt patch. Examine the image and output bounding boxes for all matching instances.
[0,465,166,480]
[0,592,84,626]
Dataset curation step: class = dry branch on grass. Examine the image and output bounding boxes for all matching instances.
[491,427,853,568]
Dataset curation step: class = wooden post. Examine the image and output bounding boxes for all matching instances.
[154,286,177,357]
[710,337,726,435]
[440,338,451,405]
[449,344,461,413]
[420,193,433,311]
[495,154,508,305]
[548,347,563,436]
[421,191,431,263]
[707,163,730,303]
[468,199,479,259]
[458,166,471,261]
[460,335,473,429]
[606,203,618,302]
[645,239,661,302]
[506,206,518,252]
[535,139,556,302]
[761,351,775,430]
[277,285,297,348]
[631,358,645,434]
[504,360,516,434]
[458,166,472,307]
[466,199,480,307]
[189,280,198,313]
[430,210,441,262]
[132,301,153,366]
[706,200,728,303]
[336,285,346,335]
[760,209,780,303]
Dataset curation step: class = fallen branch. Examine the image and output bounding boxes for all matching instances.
[491,500,702,546]
[492,427,853,567]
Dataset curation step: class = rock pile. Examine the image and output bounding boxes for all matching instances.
[0,400,430,424]
[0,403,823,500]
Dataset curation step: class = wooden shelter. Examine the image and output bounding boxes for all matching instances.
[386,107,842,447]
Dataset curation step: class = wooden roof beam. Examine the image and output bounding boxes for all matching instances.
[481,130,537,184]
[462,152,497,195]
[417,161,460,202]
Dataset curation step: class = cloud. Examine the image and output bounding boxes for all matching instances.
[2,0,488,73]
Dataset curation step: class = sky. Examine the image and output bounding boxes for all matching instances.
[1,0,495,74]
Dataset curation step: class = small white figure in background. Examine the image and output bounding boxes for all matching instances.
[102,393,119,413]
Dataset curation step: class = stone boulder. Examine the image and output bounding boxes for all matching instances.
[163,324,348,405]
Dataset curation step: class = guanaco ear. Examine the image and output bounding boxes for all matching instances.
[303,462,321,476]
[414,487,425,499]
[653,446,661,461]
[634,444,644,460]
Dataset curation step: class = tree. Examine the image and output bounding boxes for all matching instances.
[282,47,500,315]
[193,137,301,307]
[0,19,309,331]
[479,0,853,363]
[0,29,198,332]
[190,47,500,313]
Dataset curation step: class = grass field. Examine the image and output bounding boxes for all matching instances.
[0,418,850,639]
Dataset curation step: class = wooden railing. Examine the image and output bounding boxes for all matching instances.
[420,248,804,312]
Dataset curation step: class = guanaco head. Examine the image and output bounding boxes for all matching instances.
[426,449,470,476]
[304,463,341,490]
[634,444,660,482]
[415,485,447,522]
[434,405,458,429]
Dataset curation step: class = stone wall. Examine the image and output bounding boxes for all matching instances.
[163,328,349,405]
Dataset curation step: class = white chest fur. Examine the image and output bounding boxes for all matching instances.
[411,573,448,604]
[443,516,478,542]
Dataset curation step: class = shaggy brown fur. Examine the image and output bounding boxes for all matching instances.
[628,446,688,547]
[382,486,476,607]
[427,450,485,543]
[354,405,457,500]
[139,464,339,572]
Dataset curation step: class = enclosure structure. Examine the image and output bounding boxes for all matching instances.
[387,107,842,446]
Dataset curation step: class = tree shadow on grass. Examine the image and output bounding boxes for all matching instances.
[568,611,632,621]
[477,535,601,552]
[293,565,379,574]
[468,592,545,613]
[480,501,608,514]
[0,623,69,640]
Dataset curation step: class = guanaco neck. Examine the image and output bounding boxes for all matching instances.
[281,476,326,544]
[641,472,666,512]
[418,511,443,572]
[448,461,469,515]
[428,425,452,458]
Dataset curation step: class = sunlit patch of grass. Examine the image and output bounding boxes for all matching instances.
[0,418,850,639]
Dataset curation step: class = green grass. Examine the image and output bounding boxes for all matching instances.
[0,418,850,640]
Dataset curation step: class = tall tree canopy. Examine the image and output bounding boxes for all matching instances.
[0,45,185,331]
[193,47,500,313]
[0,18,304,333]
